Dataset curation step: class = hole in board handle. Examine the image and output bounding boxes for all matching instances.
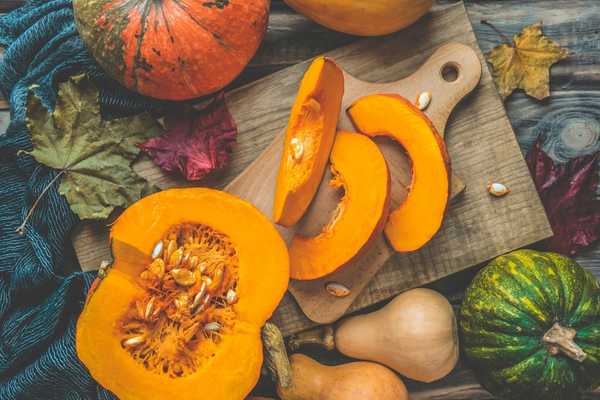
[441,62,460,83]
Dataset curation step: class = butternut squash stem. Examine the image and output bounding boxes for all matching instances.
[542,322,587,362]
[262,322,293,388]
[287,325,335,352]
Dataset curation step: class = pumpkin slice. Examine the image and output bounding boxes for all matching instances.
[289,131,390,280]
[348,94,450,252]
[273,57,344,226]
[76,188,289,400]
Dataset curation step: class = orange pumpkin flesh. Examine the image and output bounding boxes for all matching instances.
[273,57,344,227]
[348,94,450,252]
[289,131,390,280]
[76,188,289,400]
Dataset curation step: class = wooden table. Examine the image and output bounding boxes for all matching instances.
[1,1,598,398]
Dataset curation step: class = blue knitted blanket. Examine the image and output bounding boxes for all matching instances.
[0,1,164,398]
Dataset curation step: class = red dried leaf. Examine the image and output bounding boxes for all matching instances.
[140,94,237,181]
[526,138,600,255]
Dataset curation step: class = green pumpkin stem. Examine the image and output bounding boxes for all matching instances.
[542,322,587,362]
[287,325,336,352]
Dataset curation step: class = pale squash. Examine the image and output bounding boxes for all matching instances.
[289,288,459,382]
[348,94,450,252]
[76,188,289,400]
[283,0,433,36]
[274,57,344,227]
[289,131,390,280]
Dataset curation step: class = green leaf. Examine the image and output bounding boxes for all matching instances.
[26,74,162,220]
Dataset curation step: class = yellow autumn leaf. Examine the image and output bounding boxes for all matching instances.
[486,22,569,100]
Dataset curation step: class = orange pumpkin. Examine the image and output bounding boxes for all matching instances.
[273,57,344,227]
[289,131,390,280]
[73,1,270,100]
[76,188,289,400]
[348,94,450,252]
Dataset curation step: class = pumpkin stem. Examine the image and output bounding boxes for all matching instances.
[287,325,336,352]
[262,322,293,388]
[542,322,587,362]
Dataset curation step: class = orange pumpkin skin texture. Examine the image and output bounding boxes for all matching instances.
[283,0,432,36]
[348,94,450,252]
[273,57,344,227]
[289,131,390,280]
[73,0,270,100]
[76,188,289,400]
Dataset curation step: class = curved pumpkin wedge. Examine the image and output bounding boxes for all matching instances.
[273,57,344,226]
[76,188,289,400]
[348,94,450,252]
[290,131,390,280]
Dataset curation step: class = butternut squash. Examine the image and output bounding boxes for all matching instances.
[274,57,344,226]
[348,94,451,252]
[278,354,409,400]
[289,288,459,383]
[283,0,433,36]
[289,131,390,280]
[76,188,290,400]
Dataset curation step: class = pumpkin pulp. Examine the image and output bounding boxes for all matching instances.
[76,188,289,400]
[273,57,344,227]
[289,131,390,280]
[348,94,450,252]
[118,222,240,378]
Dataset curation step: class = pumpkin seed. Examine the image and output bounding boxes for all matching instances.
[290,138,304,161]
[192,294,212,316]
[151,240,163,259]
[122,335,145,348]
[207,266,224,293]
[204,322,222,332]
[416,91,432,111]
[487,182,510,197]
[165,239,177,261]
[226,289,238,305]
[189,256,199,269]
[145,296,156,319]
[191,282,208,310]
[170,269,196,286]
[325,282,351,297]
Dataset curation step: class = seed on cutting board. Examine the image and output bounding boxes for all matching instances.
[151,240,163,259]
[325,282,351,297]
[416,91,432,110]
[487,182,510,197]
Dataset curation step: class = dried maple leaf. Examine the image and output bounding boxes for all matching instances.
[140,93,237,181]
[526,138,600,255]
[485,21,569,100]
[25,74,162,220]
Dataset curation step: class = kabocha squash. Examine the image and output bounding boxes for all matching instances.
[283,0,432,36]
[289,288,459,382]
[460,250,600,400]
[289,131,390,280]
[274,57,344,227]
[348,94,450,252]
[278,354,409,400]
[76,188,289,400]
[73,1,270,100]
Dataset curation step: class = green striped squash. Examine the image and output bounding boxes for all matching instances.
[460,250,600,400]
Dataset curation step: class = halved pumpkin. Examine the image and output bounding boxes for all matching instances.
[273,56,344,227]
[76,188,289,400]
[289,131,390,280]
[348,94,450,252]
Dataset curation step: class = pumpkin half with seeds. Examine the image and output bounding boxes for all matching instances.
[76,188,289,400]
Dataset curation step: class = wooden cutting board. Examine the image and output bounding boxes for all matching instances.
[72,3,552,336]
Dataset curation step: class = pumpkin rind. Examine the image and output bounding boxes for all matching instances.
[348,94,450,252]
[460,250,600,400]
[289,131,390,280]
[73,0,270,100]
[273,57,344,227]
[76,188,289,400]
